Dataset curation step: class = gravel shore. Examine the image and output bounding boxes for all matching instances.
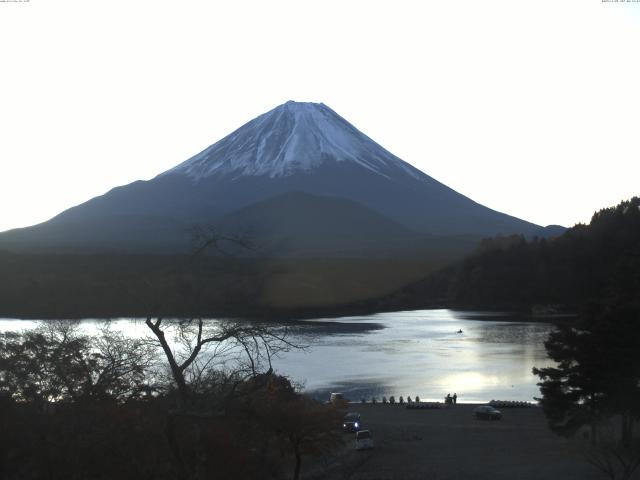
[314,403,600,480]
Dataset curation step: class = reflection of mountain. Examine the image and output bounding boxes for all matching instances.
[0,101,554,256]
[471,322,553,345]
[293,319,385,336]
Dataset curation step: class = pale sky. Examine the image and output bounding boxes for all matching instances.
[1,0,639,233]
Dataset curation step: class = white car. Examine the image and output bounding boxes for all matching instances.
[330,392,345,404]
[355,430,374,450]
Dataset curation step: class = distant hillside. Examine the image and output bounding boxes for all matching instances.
[0,252,460,319]
[375,197,640,312]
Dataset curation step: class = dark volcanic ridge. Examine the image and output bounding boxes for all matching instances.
[0,101,561,255]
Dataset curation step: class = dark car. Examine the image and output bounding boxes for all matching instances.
[343,412,361,432]
[473,405,502,420]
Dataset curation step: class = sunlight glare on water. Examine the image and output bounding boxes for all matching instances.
[0,309,555,403]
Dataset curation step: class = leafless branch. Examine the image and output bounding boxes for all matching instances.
[188,224,255,258]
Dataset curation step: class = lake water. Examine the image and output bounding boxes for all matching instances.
[0,309,555,403]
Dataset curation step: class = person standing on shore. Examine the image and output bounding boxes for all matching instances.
[453,393,457,404]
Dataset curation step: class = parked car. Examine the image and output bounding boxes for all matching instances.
[355,430,374,450]
[330,392,345,404]
[473,405,502,420]
[343,412,361,432]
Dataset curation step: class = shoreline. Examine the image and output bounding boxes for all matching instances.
[343,401,539,407]
[0,306,574,323]
[312,403,597,479]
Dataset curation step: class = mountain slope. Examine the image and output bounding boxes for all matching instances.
[218,191,455,257]
[0,101,552,254]
[160,101,543,236]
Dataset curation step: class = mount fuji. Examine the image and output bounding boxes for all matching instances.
[0,101,557,255]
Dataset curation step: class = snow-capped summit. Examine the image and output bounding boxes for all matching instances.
[0,101,552,255]
[166,101,423,181]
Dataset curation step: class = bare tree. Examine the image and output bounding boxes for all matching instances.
[279,397,343,480]
[188,224,254,258]
[144,317,301,409]
[91,322,160,401]
[145,227,302,409]
[140,228,313,479]
[582,420,640,480]
[0,321,158,405]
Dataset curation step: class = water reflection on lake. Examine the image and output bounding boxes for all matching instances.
[279,310,554,403]
[0,309,555,403]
